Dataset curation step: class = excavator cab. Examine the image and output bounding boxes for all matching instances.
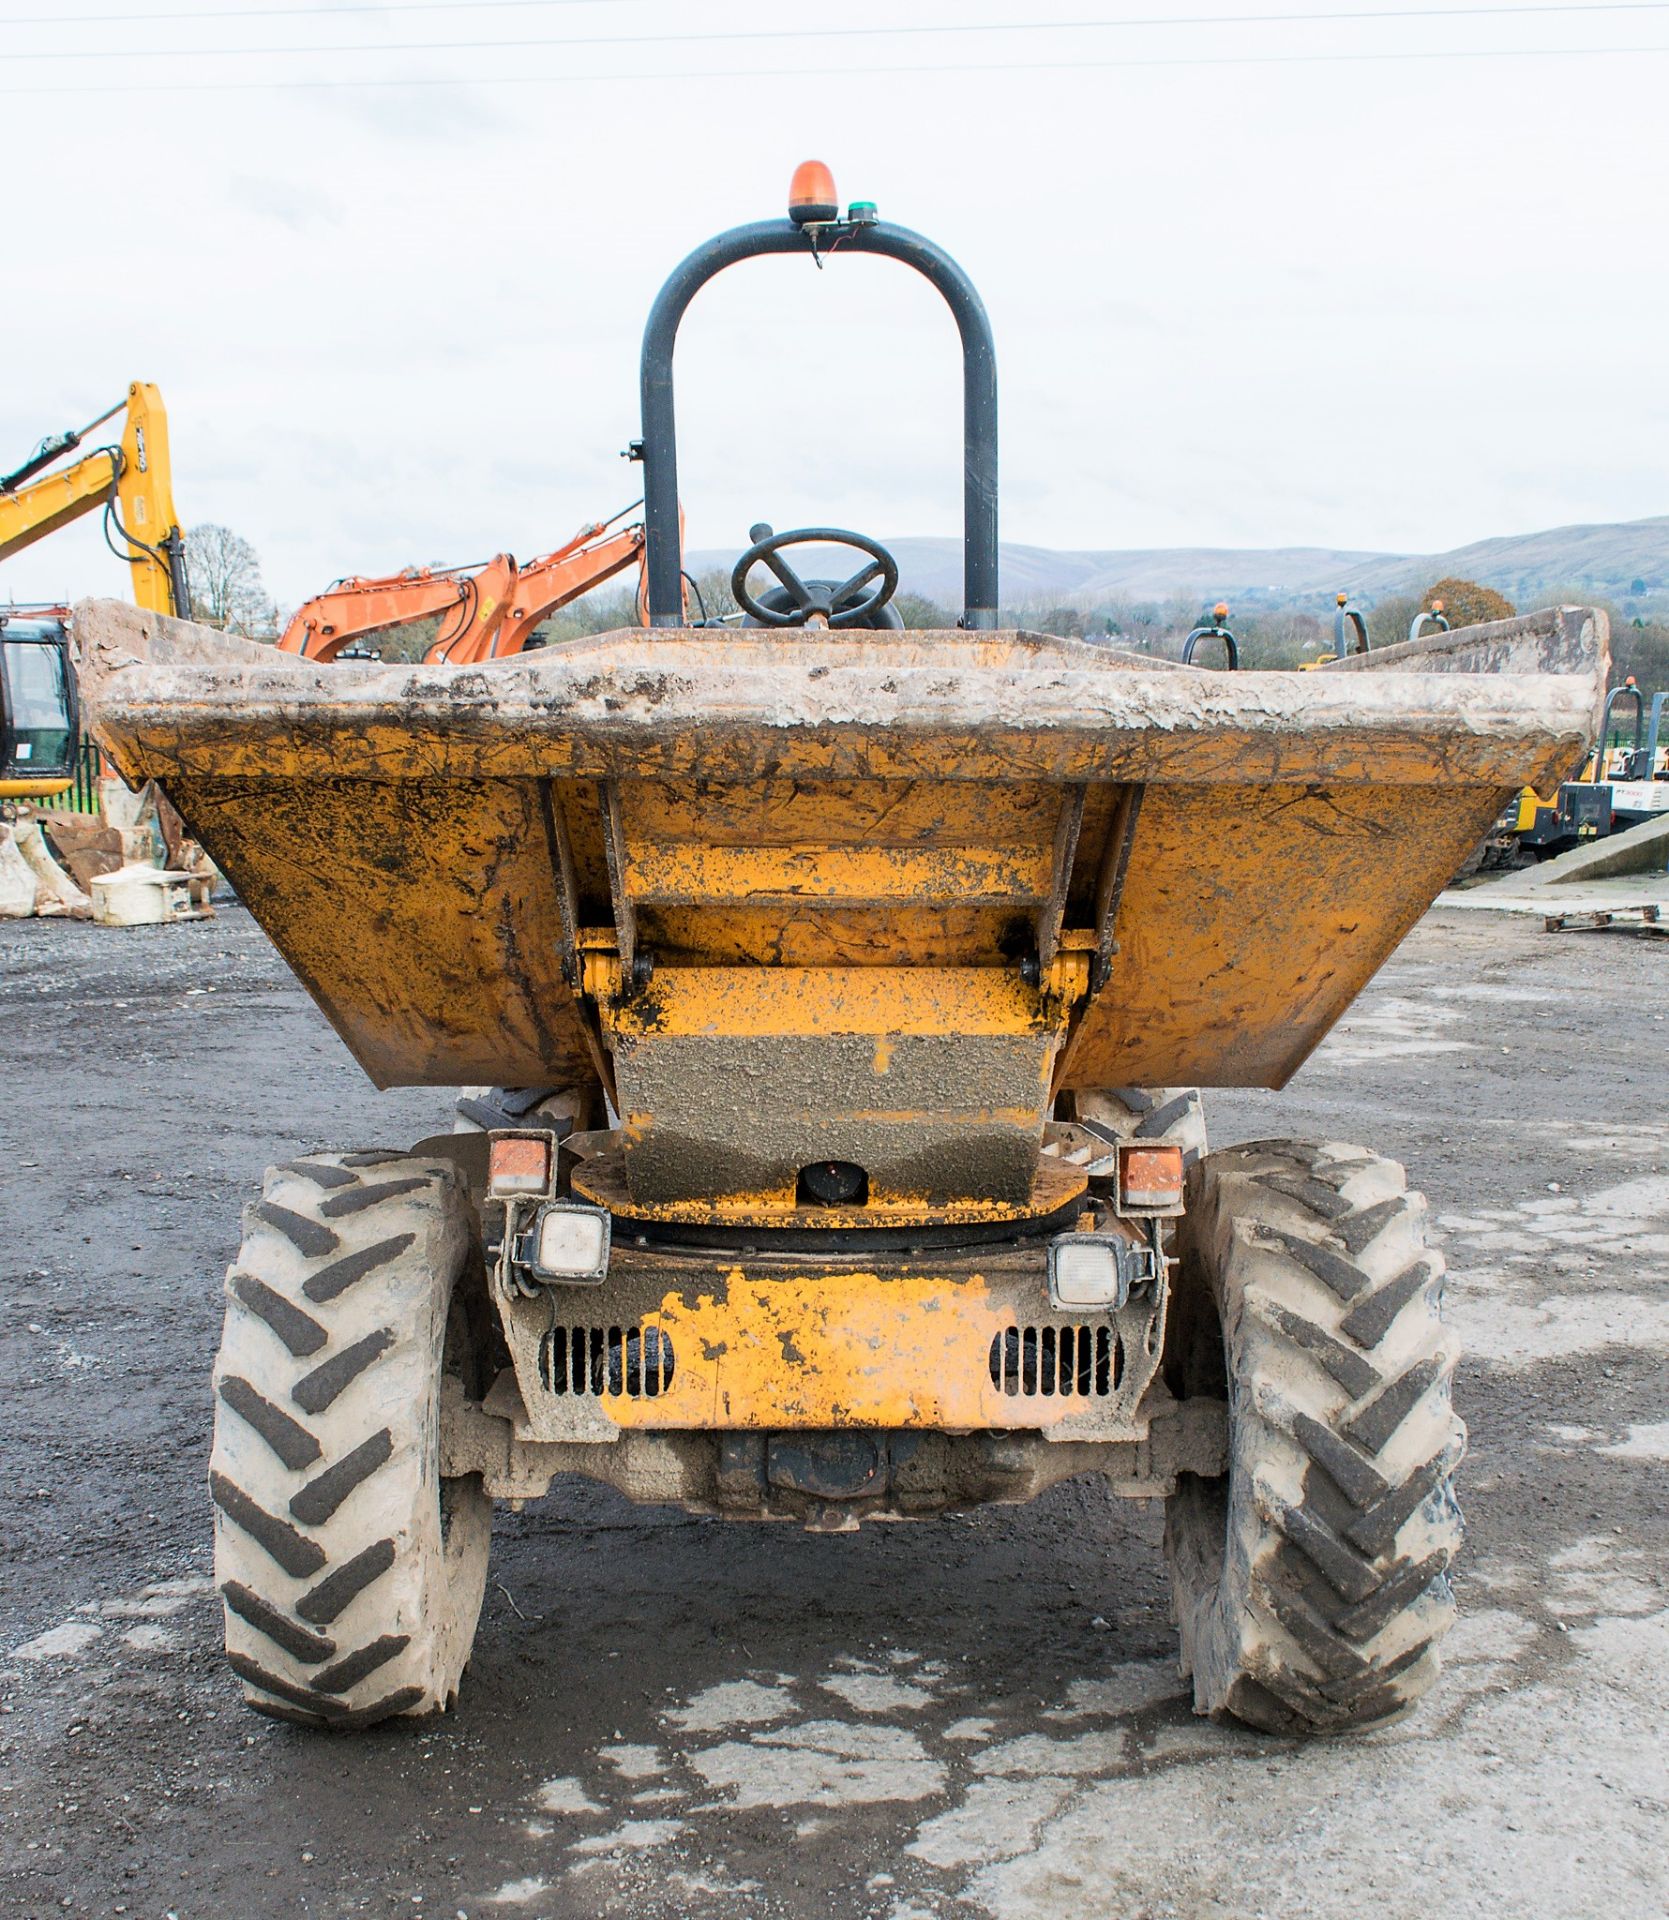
[0,383,185,798]
[0,608,77,800]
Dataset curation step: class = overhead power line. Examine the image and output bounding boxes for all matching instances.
[2,0,643,16]
[1,37,1665,93]
[6,0,1669,53]
[5,0,1666,19]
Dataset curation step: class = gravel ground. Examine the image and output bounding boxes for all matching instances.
[1,904,1665,1920]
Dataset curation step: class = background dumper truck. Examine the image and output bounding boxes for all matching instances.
[78,167,1608,1739]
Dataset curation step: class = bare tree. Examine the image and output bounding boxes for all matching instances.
[187,524,278,637]
[893,591,952,629]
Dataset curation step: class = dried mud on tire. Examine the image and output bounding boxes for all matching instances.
[209,1151,492,1728]
[1165,1139,1464,1733]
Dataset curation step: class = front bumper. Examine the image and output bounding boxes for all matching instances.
[489,1235,1166,1446]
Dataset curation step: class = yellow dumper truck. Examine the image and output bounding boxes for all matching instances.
[79,168,1607,1739]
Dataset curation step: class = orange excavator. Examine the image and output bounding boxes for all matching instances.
[277,506,647,663]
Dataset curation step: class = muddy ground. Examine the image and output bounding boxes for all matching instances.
[2,905,1665,1920]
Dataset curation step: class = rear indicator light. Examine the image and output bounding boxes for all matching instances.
[1118,1143,1185,1213]
[489,1134,551,1197]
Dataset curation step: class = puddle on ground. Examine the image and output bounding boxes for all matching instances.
[1312,996,1475,1065]
[1437,1172,1669,1364]
[1600,1421,1669,1462]
[7,1574,213,1667]
[468,1568,1668,1920]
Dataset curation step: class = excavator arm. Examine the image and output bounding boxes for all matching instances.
[0,383,189,616]
[282,510,650,665]
[433,519,646,664]
[277,554,519,661]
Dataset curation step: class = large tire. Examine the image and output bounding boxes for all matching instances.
[1073,1086,1208,1170]
[209,1151,493,1729]
[1163,1140,1463,1735]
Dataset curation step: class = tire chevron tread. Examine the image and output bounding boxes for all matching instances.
[1165,1140,1464,1736]
[210,1152,491,1732]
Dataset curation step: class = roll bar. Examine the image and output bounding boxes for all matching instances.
[637,183,999,629]
[1646,692,1668,773]
[1333,594,1370,657]
[1591,682,1645,782]
[1182,604,1239,669]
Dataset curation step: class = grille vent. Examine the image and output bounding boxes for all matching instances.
[988,1323,1120,1398]
[539,1325,677,1398]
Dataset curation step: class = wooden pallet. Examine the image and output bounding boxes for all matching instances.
[1543,904,1668,936]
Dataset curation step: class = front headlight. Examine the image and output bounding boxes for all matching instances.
[521,1202,611,1286]
[1047,1233,1131,1310]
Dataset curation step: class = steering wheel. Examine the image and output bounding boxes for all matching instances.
[731,523,900,629]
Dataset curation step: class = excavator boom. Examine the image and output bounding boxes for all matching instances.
[436,521,646,664]
[277,554,519,661]
[0,384,187,800]
[0,383,188,616]
[282,513,647,665]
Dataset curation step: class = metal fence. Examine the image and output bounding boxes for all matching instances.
[62,734,103,813]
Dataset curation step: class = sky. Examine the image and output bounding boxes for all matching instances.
[3,0,1666,611]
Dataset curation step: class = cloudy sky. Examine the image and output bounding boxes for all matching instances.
[4,0,1664,610]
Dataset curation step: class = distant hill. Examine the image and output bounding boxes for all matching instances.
[1334,516,1669,602]
[687,514,1669,610]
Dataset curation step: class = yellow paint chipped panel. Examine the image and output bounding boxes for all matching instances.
[632,902,1027,969]
[75,601,1607,1101]
[1058,781,1508,1090]
[164,774,601,1090]
[619,841,1055,907]
[619,775,1067,848]
[596,966,1069,1040]
[601,1269,1063,1430]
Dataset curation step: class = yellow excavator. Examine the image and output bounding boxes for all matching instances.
[0,382,188,800]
